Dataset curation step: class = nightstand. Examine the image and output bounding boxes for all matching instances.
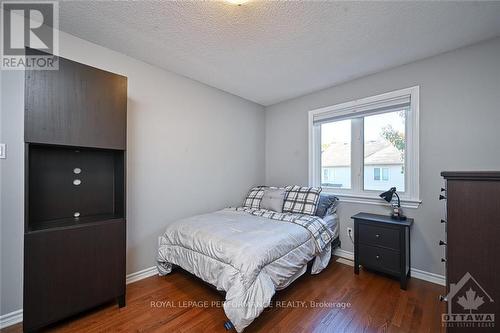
[352,213,413,290]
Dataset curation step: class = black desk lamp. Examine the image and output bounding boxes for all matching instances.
[379,187,407,221]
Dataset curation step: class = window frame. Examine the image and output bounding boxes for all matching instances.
[308,86,421,208]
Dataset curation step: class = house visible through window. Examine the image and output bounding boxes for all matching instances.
[320,119,351,189]
[309,87,420,205]
[364,111,404,191]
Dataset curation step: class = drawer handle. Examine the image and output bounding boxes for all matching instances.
[439,295,448,302]
[375,255,380,260]
[441,219,446,224]
[441,258,447,262]
[439,195,446,200]
[439,240,447,246]
[375,234,380,238]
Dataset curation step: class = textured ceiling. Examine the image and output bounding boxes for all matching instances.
[58,1,500,106]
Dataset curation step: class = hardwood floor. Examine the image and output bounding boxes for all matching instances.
[2,259,445,333]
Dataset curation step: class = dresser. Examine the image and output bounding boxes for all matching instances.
[440,172,500,332]
[352,213,413,290]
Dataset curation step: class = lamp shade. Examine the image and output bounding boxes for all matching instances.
[379,187,397,203]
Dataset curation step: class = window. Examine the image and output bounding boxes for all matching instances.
[364,111,404,190]
[382,168,389,181]
[373,167,390,181]
[309,87,420,207]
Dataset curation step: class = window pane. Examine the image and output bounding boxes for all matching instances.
[382,168,389,181]
[363,110,405,191]
[321,120,351,189]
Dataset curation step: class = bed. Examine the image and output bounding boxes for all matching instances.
[157,188,339,332]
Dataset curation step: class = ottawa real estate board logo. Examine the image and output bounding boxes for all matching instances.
[442,272,495,329]
[1,1,59,70]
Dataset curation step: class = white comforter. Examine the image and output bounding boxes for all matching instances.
[157,208,337,332]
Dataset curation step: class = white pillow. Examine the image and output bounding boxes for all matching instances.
[260,188,286,212]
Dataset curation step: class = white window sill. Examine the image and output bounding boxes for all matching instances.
[322,191,422,209]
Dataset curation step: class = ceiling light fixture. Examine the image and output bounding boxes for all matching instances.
[225,0,249,5]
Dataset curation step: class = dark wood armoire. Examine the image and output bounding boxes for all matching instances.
[23,50,127,332]
[440,172,500,332]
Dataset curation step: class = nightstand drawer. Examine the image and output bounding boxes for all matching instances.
[358,223,400,250]
[358,244,401,275]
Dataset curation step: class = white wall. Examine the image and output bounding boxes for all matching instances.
[0,69,25,318]
[0,30,265,316]
[265,37,500,276]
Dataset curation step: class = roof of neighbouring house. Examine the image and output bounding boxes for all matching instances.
[322,140,403,167]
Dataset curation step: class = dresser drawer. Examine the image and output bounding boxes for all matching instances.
[358,223,400,250]
[358,244,401,275]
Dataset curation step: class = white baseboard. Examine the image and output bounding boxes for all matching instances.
[0,266,159,329]
[410,267,446,286]
[126,266,158,285]
[334,248,354,260]
[0,309,23,329]
[334,248,445,286]
[336,257,354,267]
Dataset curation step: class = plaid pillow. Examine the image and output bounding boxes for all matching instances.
[283,185,322,215]
[243,186,266,209]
